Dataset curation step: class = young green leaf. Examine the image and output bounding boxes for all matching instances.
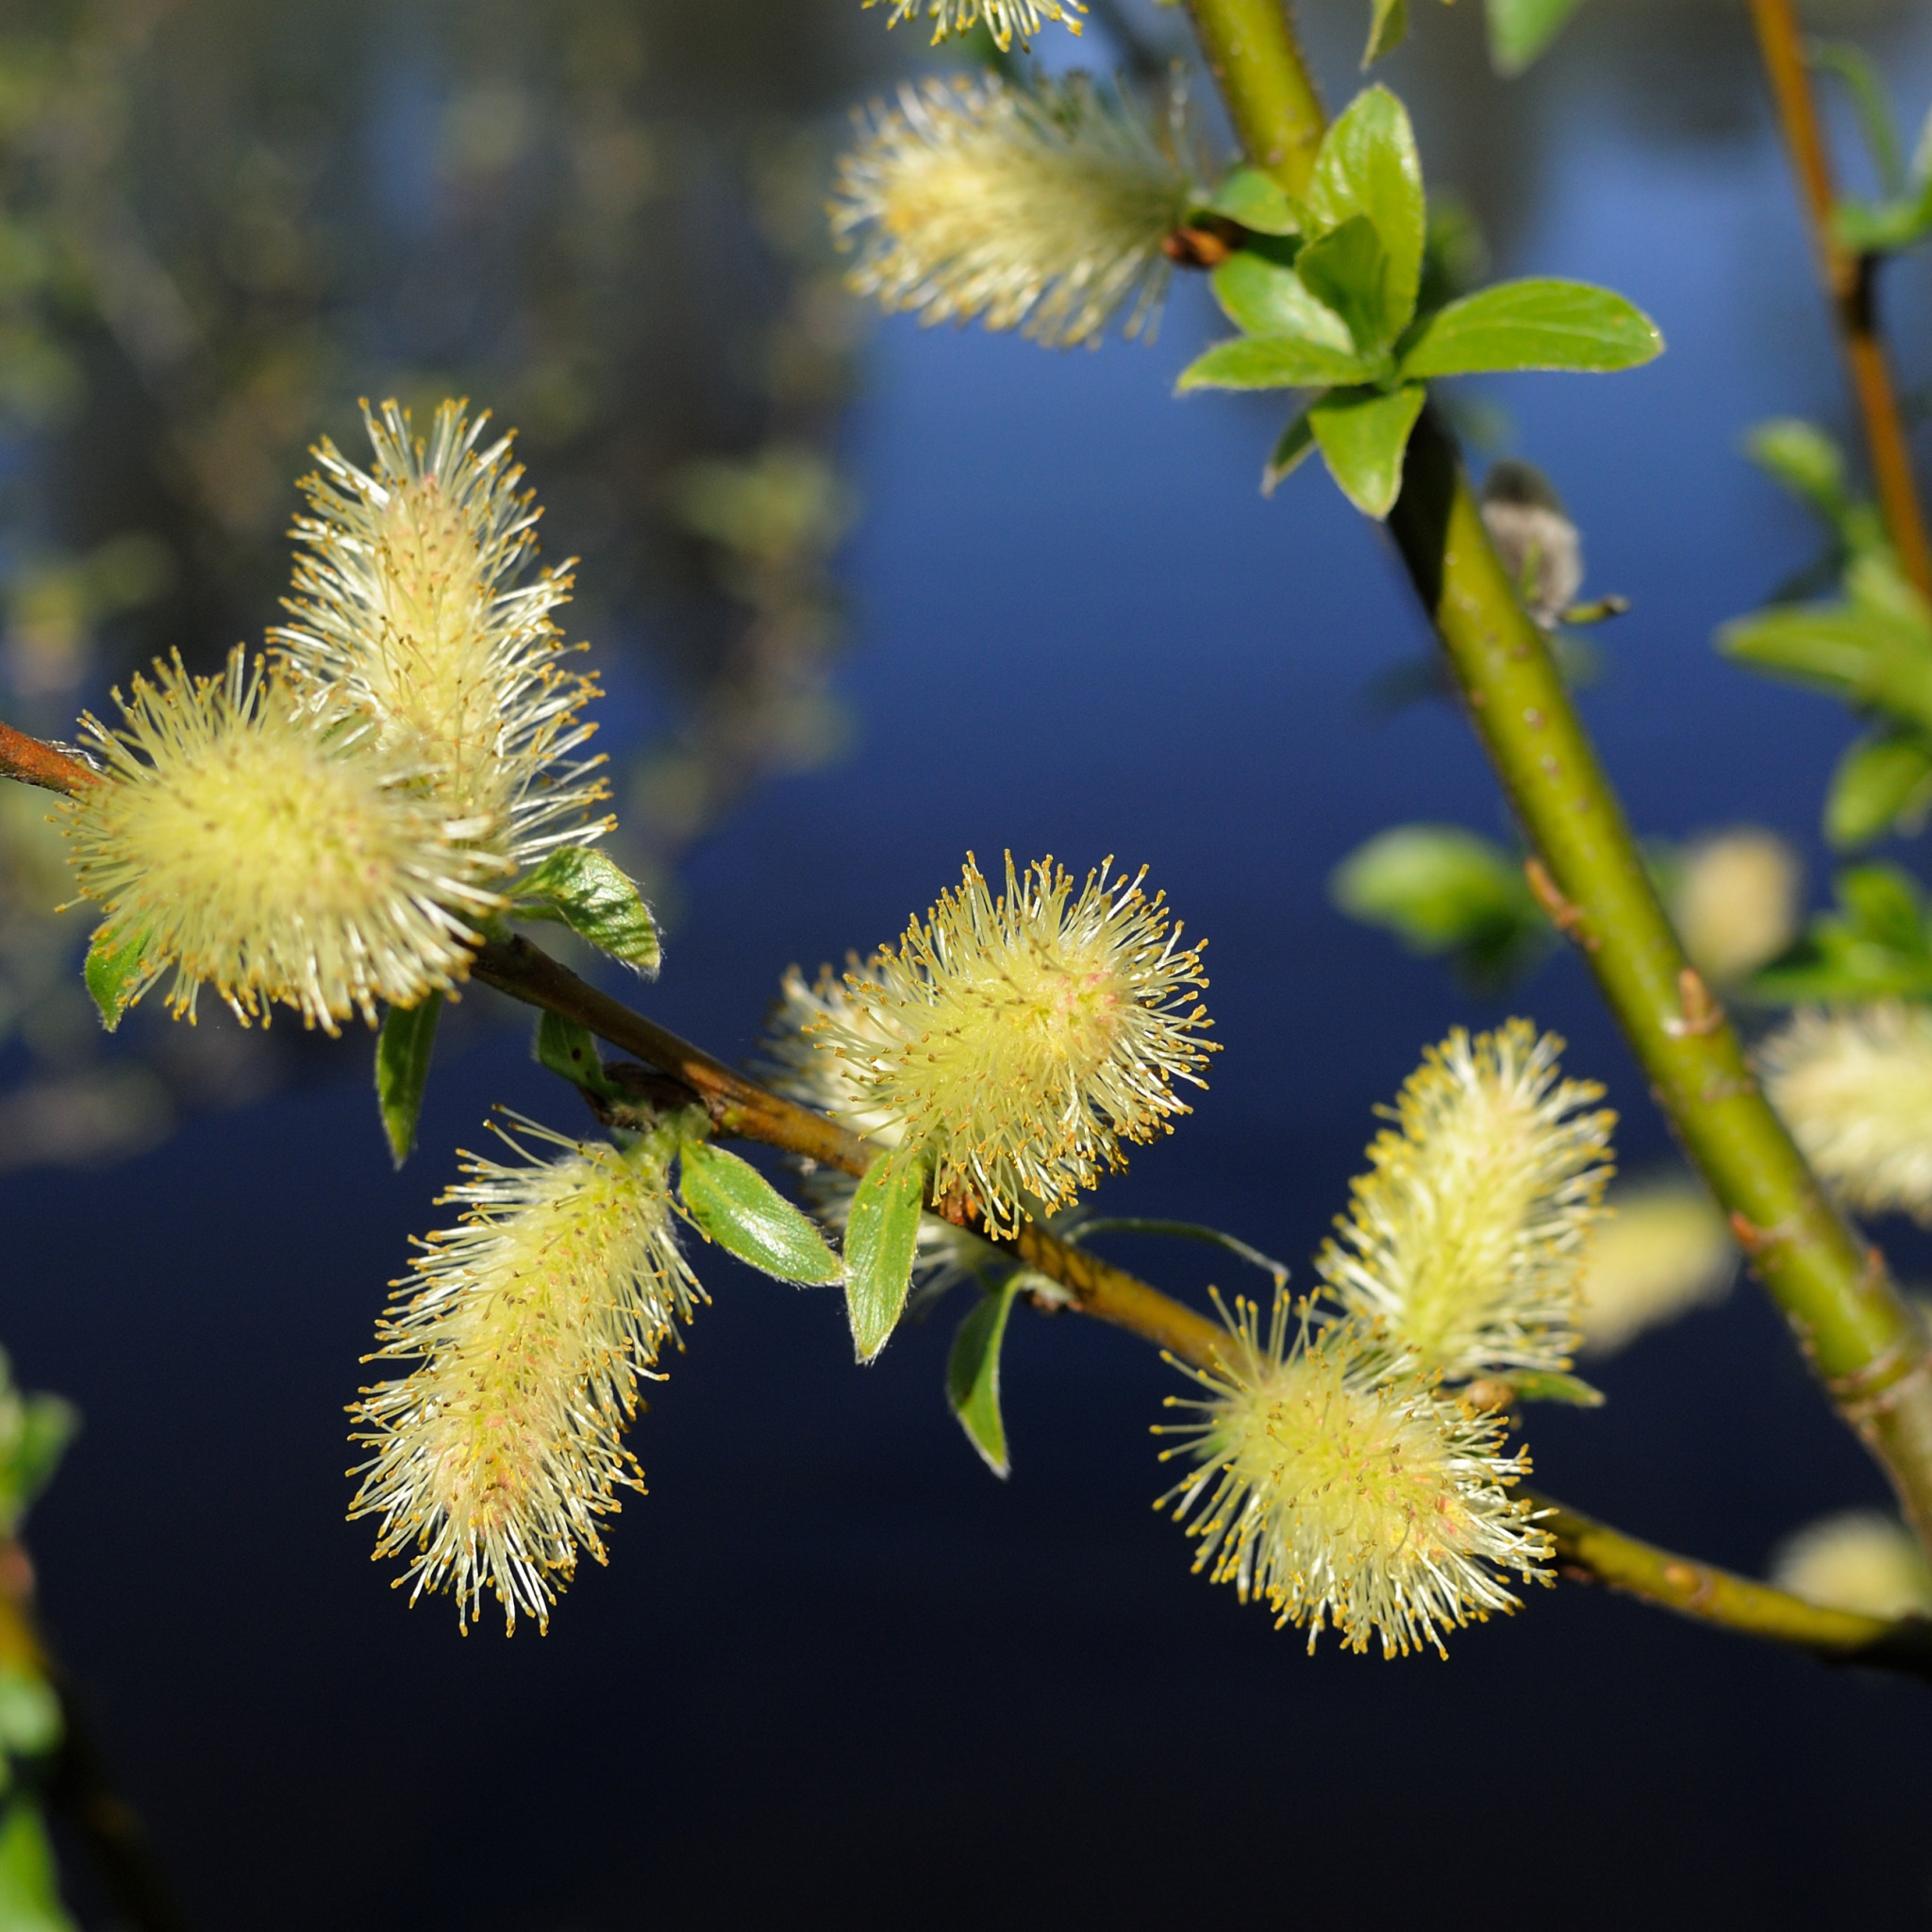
[1210,254,1354,351]
[1398,278,1662,377]
[1309,382,1427,519]
[1302,87,1425,336]
[1362,0,1407,67]
[1204,168,1300,237]
[1331,822,1549,981]
[532,1008,619,1096]
[678,1139,842,1285]
[1177,335,1373,393]
[1295,215,1397,355]
[1485,0,1585,75]
[83,923,159,1033]
[946,1278,1021,1477]
[1826,732,1932,849]
[843,1148,927,1363]
[1747,418,1850,524]
[1719,600,1932,737]
[1263,409,1318,495]
[1751,865,1932,1004]
[511,848,661,976]
[0,1388,77,1539]
[1059,1217,1291,1290]
[375,992,442,1168]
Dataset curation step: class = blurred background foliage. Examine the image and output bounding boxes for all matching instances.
[0,0,875,1170]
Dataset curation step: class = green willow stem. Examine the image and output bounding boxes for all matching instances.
[1176,0,1932,1549]
[1180,0,1323,192]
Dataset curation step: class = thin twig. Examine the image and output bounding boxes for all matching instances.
[1747,0,1932,599]
[467,930,1932,1679]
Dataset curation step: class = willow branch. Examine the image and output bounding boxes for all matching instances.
[0,725,95,798]
[1746,0,1932,599]
[1167,0,1932,1552]
[1535,1494,1932,1679]
[465,929,1932,1678]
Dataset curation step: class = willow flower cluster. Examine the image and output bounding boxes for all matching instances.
[271,398,609,868]
[831,75,1194,348]
[1759,1004,1932,1224]
[810,854,1213,1237]
[866,0,1084,55]
[1317,1021,1614,1381]
[61,650,506,1031]
[761,961,998,1296]
[1158,1294,1552,1657]
[349,1119,703,1634]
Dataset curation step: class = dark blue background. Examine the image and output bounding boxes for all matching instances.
[8,5,1932,1925]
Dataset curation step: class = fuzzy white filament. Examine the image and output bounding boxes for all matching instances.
[1318,1022,1615,1382]
[349,1120,703,1634]
[272,398,609,869]
[831,75,1193,349]
[62,649,505,1031]
[1158,1296,1552,1657]
[813,854,1214,1238]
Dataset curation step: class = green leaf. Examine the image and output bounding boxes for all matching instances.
[1330,823,1549,980]
[1204,167,1299,237]
[1309,382,1427,519]
[1835,191,1932,255]
[1827,733,1932,849]
[83,923,159,1033]
[1751,864,1932,1004]
[0,1799,75,1932]
[678,1139,842,1285]
[1399,278,1662,377]
[0,1385,77,1539]
[1295,215,1398,356]
[1719,598,1932,737]
[375,993,441,1168]
[1262,408,1319,495]
[1303,86,1425,335]
[511,848,661,976]
[946,1278,1020,1477]
[1484,0,1585,75]
[1839,862,1926,957]
[1362,0,1407,66]
[842,1147,927,1363]
[531,1008,622,1097]
[1505,1369,1606,1407]
[1748,418,1850,523]
[1176,335,1373,393]
[1810,40,1905,196]
[1209,253,1354,352]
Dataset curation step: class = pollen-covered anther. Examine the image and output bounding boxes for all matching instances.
[866,0,1084,54]
[812,853,1215,1239]
[60,648,506,1032]
[271,397,611,869]
[348,1117,704,1634]
[1158,1296,1552,1658]
[1318,1020,1615,1382]
[831,74,1193,347]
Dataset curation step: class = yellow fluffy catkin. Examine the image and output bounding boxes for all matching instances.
[866,0,1084,54]
[272,398,608,868]
[1318,1022,1614,1382]
[813,854,1214,1238]
[1158,1295,1552,1657]
[61,649,505,1031]
[831,75,1191,347]
[349,1120,702,1634]
[1759,1003,1932,1224]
